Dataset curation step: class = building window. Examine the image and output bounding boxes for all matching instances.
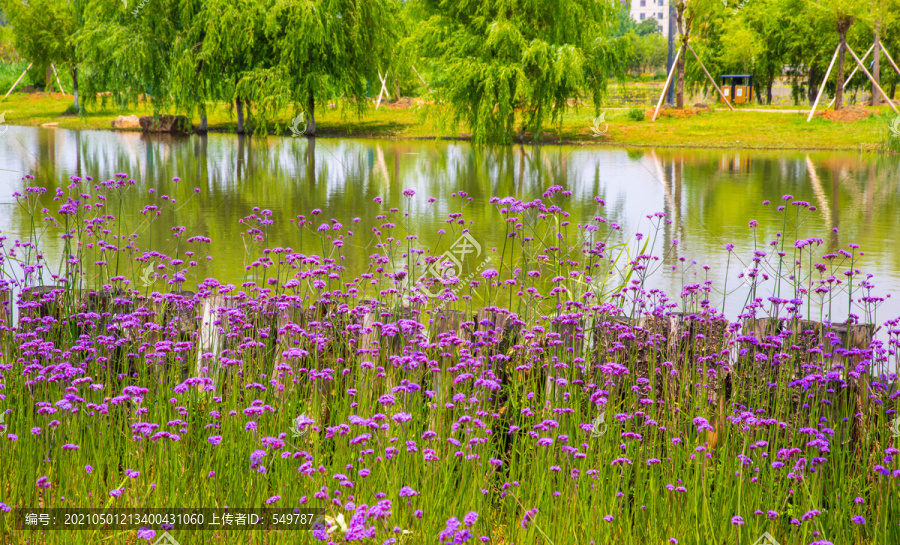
[639,13,645,19]
[657,12,663,19]
[659,0,665,5]
[640,0,646,6]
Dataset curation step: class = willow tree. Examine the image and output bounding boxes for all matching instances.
[170,0,221,132]
[228,0,400,136]
[1,0,84,108]
[74,0,182,114]
[411,0,625,144]
[178,0,275,134]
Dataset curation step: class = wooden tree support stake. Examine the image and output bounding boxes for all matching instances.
[652,44,683,122]
[4,62,33,99]
[807,44,841,122]
[845,43,898,115]
[375,70,391,110]
[196,295,225,391]
[51,64,67,95]
[411,65,429,88]
[879,44,900,79]
[687,44,734,111]
[827,43,874,108]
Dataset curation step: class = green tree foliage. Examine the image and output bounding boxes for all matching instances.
[1,0,84,108]
[611,1,638,38]
[177,0,274,133]
[718,0,793,104]
[237,0,401,136]
[635,17,662,37]
[630,32,667,76]
[413,0,627,144]
[75,0,183,113]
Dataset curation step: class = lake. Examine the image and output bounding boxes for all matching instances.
[1,125,899,329]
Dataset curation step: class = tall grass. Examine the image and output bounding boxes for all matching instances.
[0,176,897,545]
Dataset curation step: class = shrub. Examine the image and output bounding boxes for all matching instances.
[627,107,645,121]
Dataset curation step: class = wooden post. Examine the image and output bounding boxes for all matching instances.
[653,45,683,122]
[827,43,874,108]
[879,44,900,78]
[196,295,225,391]
[687,45,734,111]
[4,62,33,99]
[375,70,390,110]
[845,44,898,114]
[807,44,841,122]
[411,65,429,89]
[51,64,67,95]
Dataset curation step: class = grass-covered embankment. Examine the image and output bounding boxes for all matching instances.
[0,91,895,151]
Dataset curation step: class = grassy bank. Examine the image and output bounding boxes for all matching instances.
[0,91,895,150]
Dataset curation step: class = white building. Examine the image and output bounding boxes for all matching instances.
[629,0,670,39]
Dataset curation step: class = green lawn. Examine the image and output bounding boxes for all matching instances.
[0,91,894,151]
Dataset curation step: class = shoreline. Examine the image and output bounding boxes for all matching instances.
[0,92,893,152]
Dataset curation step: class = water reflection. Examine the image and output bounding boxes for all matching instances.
[1,125,899,324]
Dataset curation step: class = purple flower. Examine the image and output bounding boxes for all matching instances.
[399,486,419,497]
[208,435,222,446]
[137,528,156,541]
[85,465,94,474]
[439,517,460,544]
[731,516,744,525]
[851,516,866,524]
[266,496,281,504]
[109,488,124,498]
[692,417,714,432]
[520,508,538,529]
[463,511,478,527]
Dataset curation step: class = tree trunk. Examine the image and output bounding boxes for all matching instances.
[306,134,316,182]
[873,22,881,106]
[72,67,79,110]
[199,106,208,133]
[675,40,686,109]
[807,65,821,105]
[835,18,853,111]
[307,87,316,136]
[834,43,846,111]
[46,65,53,93]
[244,100,251,133]
[766,79,773,105]
[674,4,687,109]
[236,99,244,134]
